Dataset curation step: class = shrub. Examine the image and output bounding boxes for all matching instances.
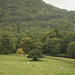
[16,48,24,56]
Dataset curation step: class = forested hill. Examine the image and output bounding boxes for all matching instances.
[0,0,75,58]
[0,0,75,38]
[1,0,75,21]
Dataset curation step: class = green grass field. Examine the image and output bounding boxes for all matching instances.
[0,54,75,75]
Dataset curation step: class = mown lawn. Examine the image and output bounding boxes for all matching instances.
[0,54,75,75]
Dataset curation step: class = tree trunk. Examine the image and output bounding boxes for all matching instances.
[33,58,37,61]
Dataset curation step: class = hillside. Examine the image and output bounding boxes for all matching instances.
[0,0,75,57]
[0,0,75,35]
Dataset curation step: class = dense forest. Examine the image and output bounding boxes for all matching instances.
[0,0,75,58]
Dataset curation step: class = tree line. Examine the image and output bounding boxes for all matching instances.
[0,29,75,58]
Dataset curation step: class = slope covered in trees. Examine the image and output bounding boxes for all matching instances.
[0,0,75,58]
[0,0,75,34]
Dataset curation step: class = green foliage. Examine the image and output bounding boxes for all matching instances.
[50,42,61,55]
[18,37,33,53]
[42,30,62,54]
[33,39,43,50]
[42,29,75,56]
[67,41,75,58]
[0,31,16,54]
[43,29,63,42]
[27,49,43,60]
[0,0,75,36]
[0,0,75,58]
[60,32,75,54]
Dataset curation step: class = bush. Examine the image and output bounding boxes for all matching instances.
[16,48,24,56]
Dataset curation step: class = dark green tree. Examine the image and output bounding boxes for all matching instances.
[43,37,61,55]
[60,37,70,54]
[50,38,61,55]
[27,49,44,61]
[33,39,43,51]
[67,41,75,58]
[0,31,16,54]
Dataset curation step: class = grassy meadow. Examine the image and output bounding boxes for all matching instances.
[0,54,75,75]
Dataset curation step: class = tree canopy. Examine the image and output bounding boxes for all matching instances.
[67,42,75,58]
[27,49,44,60]
[18,37,33,53]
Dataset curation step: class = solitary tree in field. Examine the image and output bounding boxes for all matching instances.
[27,49,44,61]
[16,48,24,56]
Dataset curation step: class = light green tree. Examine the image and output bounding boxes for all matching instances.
[19,37,33,53]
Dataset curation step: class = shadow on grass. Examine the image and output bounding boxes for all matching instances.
[29,59,44,61]
[20,59,44,62]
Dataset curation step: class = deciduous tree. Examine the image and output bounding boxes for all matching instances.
[27,49,43,61]
[0,31,16,54]
[18,37,33,53]
[67,41,75,58]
